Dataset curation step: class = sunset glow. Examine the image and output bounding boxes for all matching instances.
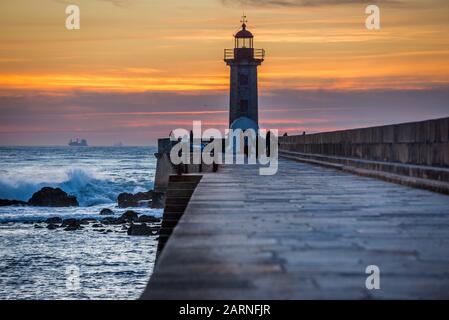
[1,0,449,145]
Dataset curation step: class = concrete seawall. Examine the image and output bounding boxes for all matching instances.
[279,117,449,193]
[153,138,216,208]
[279,117,449,167]
[156,174,202,259]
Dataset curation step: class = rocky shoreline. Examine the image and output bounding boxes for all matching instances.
[1,187,162,237]
[0,186,164,209]
[0,187,79,207]
[31,208,161,236]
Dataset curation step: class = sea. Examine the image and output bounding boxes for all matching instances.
[0,146,162,300]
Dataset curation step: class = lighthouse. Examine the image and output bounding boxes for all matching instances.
[224,16,265,132]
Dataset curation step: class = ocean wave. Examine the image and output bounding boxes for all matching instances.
[0,168,123,206]
[0,179,41,203]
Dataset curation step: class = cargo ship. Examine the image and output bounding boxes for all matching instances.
[68,138,88,147]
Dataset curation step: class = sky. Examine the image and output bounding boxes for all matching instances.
[0,0,448,146]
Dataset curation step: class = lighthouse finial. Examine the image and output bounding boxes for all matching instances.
[240,13,248,28]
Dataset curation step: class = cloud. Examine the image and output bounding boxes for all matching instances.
[1,88,449,145]
[220,0,400,8]
[55,0,131,7]
[95,0,131,7]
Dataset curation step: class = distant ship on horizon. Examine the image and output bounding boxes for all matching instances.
[68,138,88,147]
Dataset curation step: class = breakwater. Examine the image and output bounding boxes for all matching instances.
[279,117,449,194]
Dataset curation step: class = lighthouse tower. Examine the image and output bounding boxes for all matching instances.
[224,16,265,132]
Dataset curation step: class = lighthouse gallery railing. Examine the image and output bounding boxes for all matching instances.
[224,48,265,61]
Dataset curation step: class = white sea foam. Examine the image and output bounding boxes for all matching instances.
[0,147,157,219]
[0,168,115,206]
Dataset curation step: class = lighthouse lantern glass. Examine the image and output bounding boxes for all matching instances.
[235,37,253,49]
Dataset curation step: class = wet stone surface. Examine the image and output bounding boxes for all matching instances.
[144,159,449,299]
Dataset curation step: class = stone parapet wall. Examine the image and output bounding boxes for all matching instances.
[279,117,449,168]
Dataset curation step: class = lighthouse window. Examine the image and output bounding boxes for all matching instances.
[239,74,249,86]
[240,100,249,113]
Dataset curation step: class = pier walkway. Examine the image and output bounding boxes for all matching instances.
[142,158,449,299]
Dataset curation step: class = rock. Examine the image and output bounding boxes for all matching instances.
[46,223,58,230]
[62,218,78,226]
[28,187,79,207]
[94,229,105,232]
[92,223,103,228]
[138,215,161,223]
[62,218,81,230]
[64,226,79,231]
[127,223,158,236]
[34,224,44,229]
[101,217,115,225]
[80,218,97,225]
[120,210,139,222]
[100,218,110,224]
[137,200,152,208]
[0,199,28,206]
[99,208,114,216]
[101,217,125,225]
[45,217,63,224]
[117,191,152,208]
[151,191,165,209]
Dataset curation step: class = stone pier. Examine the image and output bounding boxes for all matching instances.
[142,117,449,299]
[142,158,449,299]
